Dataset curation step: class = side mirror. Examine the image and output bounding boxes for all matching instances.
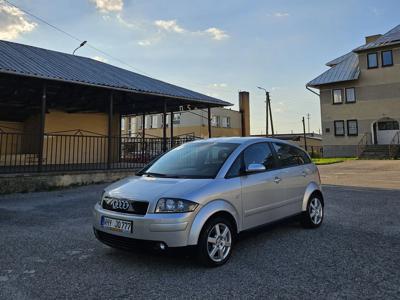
[245,163,266,173]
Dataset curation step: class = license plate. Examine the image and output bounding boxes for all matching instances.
[101,216,132,233]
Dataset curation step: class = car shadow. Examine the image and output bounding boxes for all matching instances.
[95,215,303,268]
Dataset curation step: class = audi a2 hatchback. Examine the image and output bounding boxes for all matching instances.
[93,137,324,266]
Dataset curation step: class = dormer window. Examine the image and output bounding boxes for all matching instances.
[367,53,378,69]
[332,89,343,104]
[382,50,393,67]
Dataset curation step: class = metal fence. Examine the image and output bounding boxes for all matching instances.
[0,132,196,174]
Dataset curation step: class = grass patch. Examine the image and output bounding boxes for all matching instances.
[312,157,357,165]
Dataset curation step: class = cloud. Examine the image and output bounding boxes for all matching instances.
[205,27,229,40]
[90,0,123,13]
[0,3,36,40]
[154,19,228,41]
[270,12,290,18]
[92,56,108,63]
[154,20,185,33]
[138,40,151,47]
[116,14,140,29]
[210,83,228,88]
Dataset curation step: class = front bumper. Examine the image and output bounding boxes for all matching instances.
[93,203,196,247]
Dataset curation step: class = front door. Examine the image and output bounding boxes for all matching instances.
[240,142,287,229]
[375,120,400,144]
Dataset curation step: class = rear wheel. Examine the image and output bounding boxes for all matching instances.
[301,195,324,228]
[197,216,234,267]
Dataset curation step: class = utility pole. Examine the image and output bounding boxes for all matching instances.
[267,92,274,136]
[257,87,275,137]
[307,113,310,134]
[302,117,308,151]
[265,93,269,136]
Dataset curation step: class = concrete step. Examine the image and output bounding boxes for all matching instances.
[360,145,400,159]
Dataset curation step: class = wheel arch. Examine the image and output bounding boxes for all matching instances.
[187,200,240,246]
[302,182,324,211]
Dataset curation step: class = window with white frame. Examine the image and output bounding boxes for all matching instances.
[221,116,231,128]
[332,89,343,104]
[345,88,356,103]
[121,118,126,129]
[151,115,159,128]
[211,116,219,127]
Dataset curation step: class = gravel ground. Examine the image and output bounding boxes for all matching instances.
[0,183,399,299]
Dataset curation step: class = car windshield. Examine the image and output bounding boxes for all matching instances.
[143,142,239,179]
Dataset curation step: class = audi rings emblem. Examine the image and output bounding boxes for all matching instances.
[111,199,130,210]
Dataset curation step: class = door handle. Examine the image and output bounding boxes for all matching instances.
[274,177,282,184]
[301,171,307,177]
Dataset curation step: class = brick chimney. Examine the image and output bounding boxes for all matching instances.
[365,34,382,44]
[239,91,250,136]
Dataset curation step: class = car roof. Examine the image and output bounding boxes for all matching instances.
[191,136,295,146]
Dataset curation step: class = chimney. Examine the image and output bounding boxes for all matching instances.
[239,91,250,137]
[365,34,382,44]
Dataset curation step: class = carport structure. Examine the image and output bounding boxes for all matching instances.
[0,40,230,174]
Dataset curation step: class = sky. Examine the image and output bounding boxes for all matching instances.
[0,0,399,134]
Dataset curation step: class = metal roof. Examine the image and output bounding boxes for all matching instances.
[325,52,353,67]
[0,40,231,106]
[308,24,400,88]
[307,52,360,87]
[353,24,400,52]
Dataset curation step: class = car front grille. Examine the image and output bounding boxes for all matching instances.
[102,197,149,216]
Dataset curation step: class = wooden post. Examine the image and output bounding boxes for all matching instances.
[162,100,167,152]
[107,93,113,169]
[170,110,174,148]
[207,106,212,138]
[38,83,47,172]
[141,112,145,161]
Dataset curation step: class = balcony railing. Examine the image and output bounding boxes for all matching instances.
[0,132,196,174]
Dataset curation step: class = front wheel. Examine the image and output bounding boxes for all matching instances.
[301,195,324,228]
[196,216,234,267]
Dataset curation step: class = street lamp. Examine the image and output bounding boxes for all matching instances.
[257,86,274,136]
[72,41,87,55]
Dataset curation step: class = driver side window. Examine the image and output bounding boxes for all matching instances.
[243,143,275,170]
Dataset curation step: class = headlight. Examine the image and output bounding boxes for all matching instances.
[155,198,198,213]
[99,191,106,205]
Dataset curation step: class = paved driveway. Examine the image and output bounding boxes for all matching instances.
[319,160,400,190]
[0,184,399,299]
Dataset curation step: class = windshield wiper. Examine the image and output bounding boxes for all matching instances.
[143,172,167,178]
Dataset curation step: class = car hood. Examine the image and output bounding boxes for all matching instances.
[105,175,213,203]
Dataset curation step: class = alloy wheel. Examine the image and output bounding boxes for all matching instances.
[309,198,323,225]
[207,223,232,262]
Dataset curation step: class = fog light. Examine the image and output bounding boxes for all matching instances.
[159,242,166,250]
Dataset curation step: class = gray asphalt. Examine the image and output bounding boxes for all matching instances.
[0,184,399,299]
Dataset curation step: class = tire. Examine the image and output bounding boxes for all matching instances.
[196,216,234,267]
[301,194,324,229]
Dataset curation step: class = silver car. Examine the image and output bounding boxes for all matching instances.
[93,137,324,266]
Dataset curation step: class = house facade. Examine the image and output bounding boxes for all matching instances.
[122,91,251,139]
[307,25,400,158]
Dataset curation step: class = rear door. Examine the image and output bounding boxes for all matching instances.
[271,142,313,214]
[239,142,287,229]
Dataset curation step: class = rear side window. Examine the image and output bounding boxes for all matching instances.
[272,143,311,168]
[243,143,275,170]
